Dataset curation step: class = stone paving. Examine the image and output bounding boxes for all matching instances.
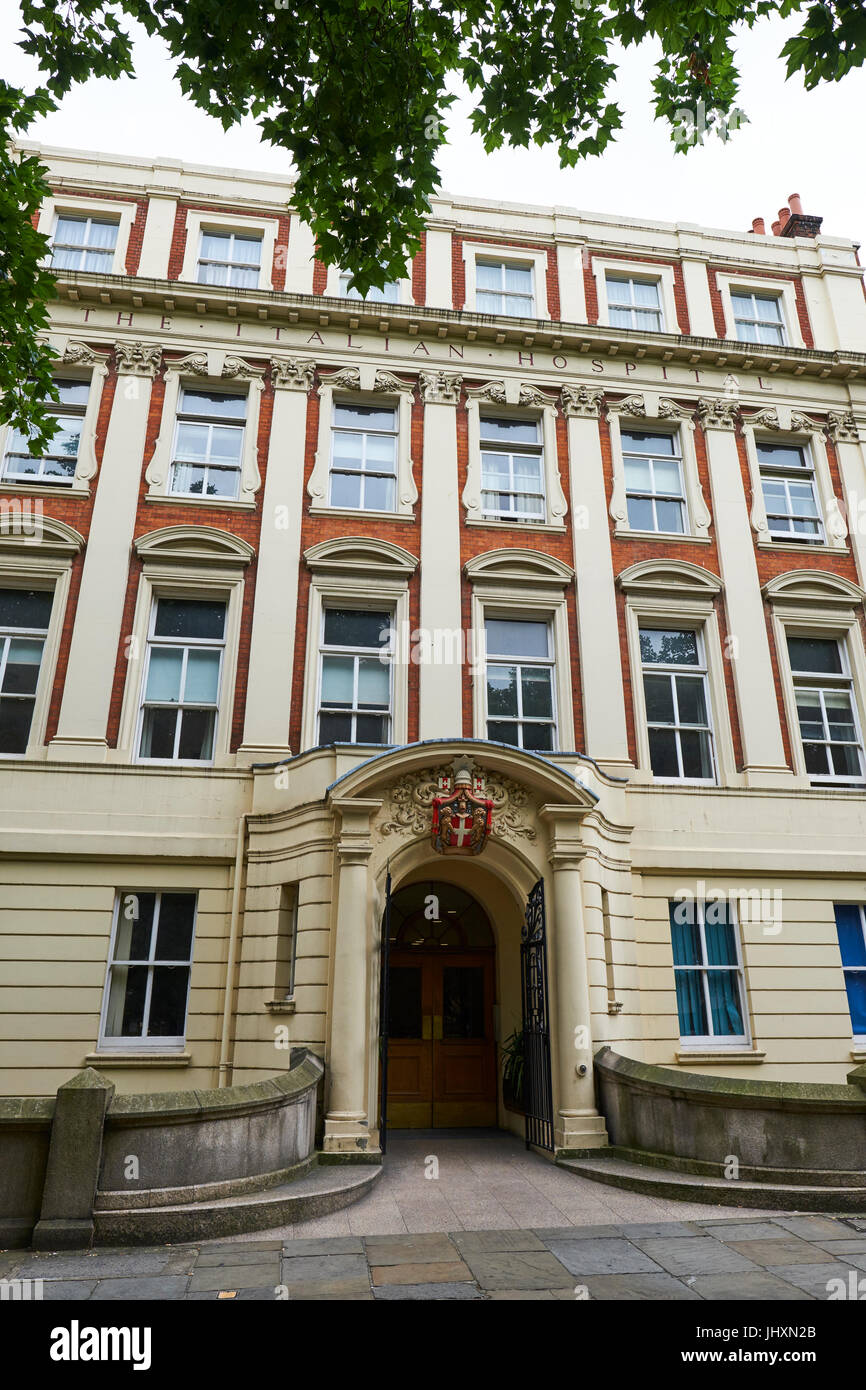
[3,1131,865,1300]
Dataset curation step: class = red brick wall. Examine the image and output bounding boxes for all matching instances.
[412,232,426,306]
[451,235,560,318]
[583,252,691,334]
[166,204,287,283]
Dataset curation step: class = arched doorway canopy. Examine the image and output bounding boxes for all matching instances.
[389,880,495,950]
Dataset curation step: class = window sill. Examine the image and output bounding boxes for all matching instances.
[467,517,567,534]
[264,998,296,1015]
[757,540,848,556]
[675,1049,766,1065]
[0,481,89,499]
[143,493,255,510]
[84,1051,191,1067]
[308,504,415,523]
[614,528,711,544]
[850,1046,866,1064]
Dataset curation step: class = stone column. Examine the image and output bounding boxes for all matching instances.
[540,805,608,1152]
[418,371,464,738]
[323,797,382,1153]
[239,359,314,760]
[829,411,866,589]
[49,342,161,761]
[561,386,631,772]
[697,398,792,786]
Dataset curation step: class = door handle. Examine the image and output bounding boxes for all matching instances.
[422,1015,432,1040]
[433,1015,443,1040]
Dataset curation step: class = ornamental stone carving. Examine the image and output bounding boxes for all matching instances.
[222,355,263,381]
[560,384,604,418]
[377,764,537,844]
[657,398,695,423]
[324,367,362,392]
[271,357,315,392]
[696,397,739,431]
[61,341,109,370]
[419,370,463,405]
[373,370,413,396]
[748,406,780,431]
[827,410,860,445]
[114,341,162,377]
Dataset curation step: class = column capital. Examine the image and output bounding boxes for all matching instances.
[114,341,162,377]
[827,409,860,445]
[331,796,382,863]
[696,397,740,431]
[560,384,604,419]
[270,356,315,392]
[539,803,591,866]
[419,369,463,404]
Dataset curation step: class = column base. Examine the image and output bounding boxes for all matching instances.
[322,1114,374,1155]
[236,744,292,766]
[742,765,797,788]
[46,737,109,763]
[32,1217,94,1250]
[555,1109,609,1152]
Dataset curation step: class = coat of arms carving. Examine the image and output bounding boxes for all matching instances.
[431,765,493,856]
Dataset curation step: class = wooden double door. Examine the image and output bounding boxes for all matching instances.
[387,950,497,1128]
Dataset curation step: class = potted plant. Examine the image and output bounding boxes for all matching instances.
[500,1026,525,1114]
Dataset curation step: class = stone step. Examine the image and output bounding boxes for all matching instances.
[559,1153,866,1213]
[94,1162,381,1245]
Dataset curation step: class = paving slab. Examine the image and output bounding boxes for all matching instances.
[196,1248,285,1268]
[544,1237,663,1277]
[282,1237,365,1257]
[460,1250,574,1291]
[371,1260,471,1286]
[534,1224,621,1242]
[813,1239,866,1255]
[583,1272,702,1301]
[14,1250,194,1279]
[632,1236,760,1276]
[692,1270,815,1301]
[363,1233,458,1265]
[42,1280,98,1300]
[727,1238,836,1267]
[188,1263,280,1293]
[90,1277,191,1300]
[277,1253,369,1285]
[487,1290,556,1300]
[697,1221,791,1242]
[614,1222,703,1240]
[766,1262,853,1298]
[451,1229,546,1254]
[372,1281,484,1300]
[772,1216,850,1240]
[282,1281,373,1300]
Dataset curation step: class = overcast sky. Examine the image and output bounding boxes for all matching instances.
[3,6,865,246]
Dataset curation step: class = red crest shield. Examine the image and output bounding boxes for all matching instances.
[431,784,493,856]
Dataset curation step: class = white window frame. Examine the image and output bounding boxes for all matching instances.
[134,595,227,767]
[322,262,410,303]
[608,395,710,540]
[783,628,865,786]
[40,195,136,277]
[620,425,688,535]
[299,538,418,753]
[328,398,399,513]
[835,904,866,1037]
[0,589,53,759]
[592,257,677,334]
[308,366,416,518]
[116,546,248,766]
[196,228,264,289]
[464,381,566,530]
[729,289,787,346]
[169,385,247,502]
[604,272,664,333]
[638,624,717,784]
[1,378,87,489]
[315,605,394,747]
[482,613,558,752]
[462,243,549,320]
[145,353,264,506]
[479,413,547,524]
[0,521,81,759]
[178,211,279,291]
[0,347,109,498]
[98,889,198,1052]
[338,270,401,304]
[669,899,751,1050]
[742,413,845,550]
[621,576,735,786]
[756,438,823,545]
[715,273,805,350]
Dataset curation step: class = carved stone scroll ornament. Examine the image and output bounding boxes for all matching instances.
[378,764,537,844]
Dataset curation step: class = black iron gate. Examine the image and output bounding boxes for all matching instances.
[378,870,393,1154]
[521,878,555,1152]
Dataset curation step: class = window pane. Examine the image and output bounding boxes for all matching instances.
[171,463,206,496]
[648,726,679,776]
[624,457,652,490]
[757,443,806,470]
[675,970,708,1036]
[707,970,744,1036]
[180,390,246,420]
[3,639,44,694]
[479,416,540,446]
[357,658,390,708]
[675,675,708,726]
[233,235,262,264]
[844,974,866,1033]
[332,432,363,469]
[209,426,243,463]
[485,618,549,658]
[177,707,215,760]
[703,908,736,962]
[626,496,655,530]
[0,698,34,754]
[652,459,682,492]
[333,404,396,430]
[830,743,861,778]
[113,893,155,961]
[606,277,631,304]
[323,609,390,649]
[488,720,520,746]
[175,423,209,462]
[183,649,221,704]
[87,219,118,250]
[486,666,518,717]
[319,710,353,742]
[679,729,714,779]
[54,380,90,408]
[145,647,183,703]
[364,474,396,511]
[105,964,147,1038]
[633,280,660,308]
[669,907,702,965]
[200,232,230,259]
[787,637,842,674]
[504,264,532,292]
[834,906,866,967]
[521,667,553,718]
[55,216,87,245]
[154,894,196,961]
[640,628,698,665]
[522,721,553,751]
[655,499,685,533]
[644,674,675,724]
[0,589,53,629]
[147,966,190,1037]
[365,433,397,468]
[330,472,361,508]
[622,431,676,457]
[476,291,503,314]
[355,713,388,742]
[609,306,633,329]
[140,707,178,759]
[476,261,502,290]
[321,655,355,706]
[154,599,226,641]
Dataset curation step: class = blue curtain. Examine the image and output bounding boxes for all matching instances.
[674,969,707,1036]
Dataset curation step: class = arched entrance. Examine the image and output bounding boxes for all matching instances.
[385,880,497,1128]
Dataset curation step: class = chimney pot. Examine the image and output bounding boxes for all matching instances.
[772,220,782,236]
[779,206,791,226]
[789,192,803,215]
[752,217,766,235]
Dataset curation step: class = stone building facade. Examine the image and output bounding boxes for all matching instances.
[2,144,866,1158]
